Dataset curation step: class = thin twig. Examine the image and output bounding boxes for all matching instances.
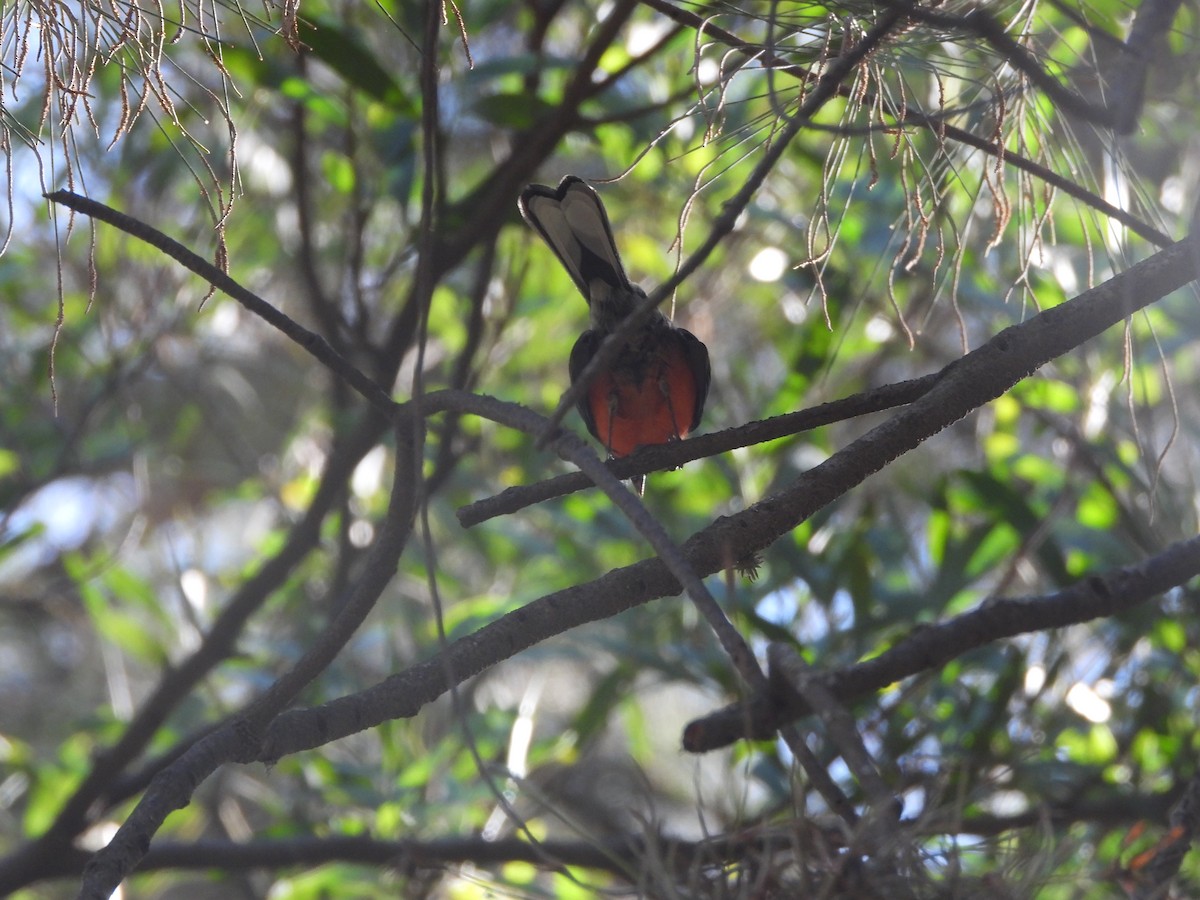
[536,7,910,447]
[640,0,1172,246]
[459,374,941,527]
[769,645,897,814]
[43,190,398,416]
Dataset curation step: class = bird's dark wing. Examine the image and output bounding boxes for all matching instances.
[567,328,604,440]
[676,328,711,430]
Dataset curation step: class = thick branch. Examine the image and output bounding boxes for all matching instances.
[260,236,1199,760]
[76,419,421,899]
[685,535,1200,750]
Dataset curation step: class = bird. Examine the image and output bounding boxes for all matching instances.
[518,176,711,490]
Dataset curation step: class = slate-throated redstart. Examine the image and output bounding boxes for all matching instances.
[518,176,711,486]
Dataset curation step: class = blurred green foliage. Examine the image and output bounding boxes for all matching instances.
[2,0,1199,897]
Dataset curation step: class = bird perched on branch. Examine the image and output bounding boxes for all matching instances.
[519,176,711,490]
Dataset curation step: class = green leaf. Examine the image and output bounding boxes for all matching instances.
[472,92,557,128]
[299,17,416,113]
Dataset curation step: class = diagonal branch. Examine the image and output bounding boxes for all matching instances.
[43,191,398,416]
[685,534,1200,750]
[76,418,421,900]
[642,0,1172,246]
[535,6,911,446]
[0,414,391,896]
[257,235,1199,761]
[458,374,941,526]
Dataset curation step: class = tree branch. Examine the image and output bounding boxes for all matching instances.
[259,235,1198,761]
[76,418,421,899]
[641,0,1173,246]
[43,191,399,416]
[535,6,911,446]
[458,374,941,527]
[685,534,1200,750]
